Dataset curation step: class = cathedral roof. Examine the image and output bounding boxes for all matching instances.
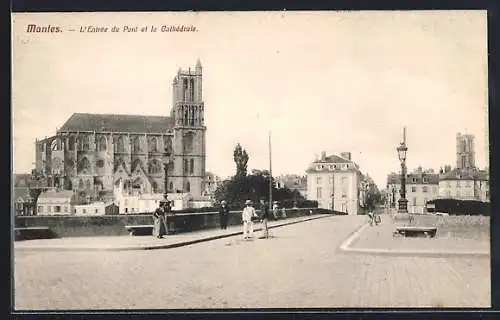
[439,168,489,181]
[58,113,174,134]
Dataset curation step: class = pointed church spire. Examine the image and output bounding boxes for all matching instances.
[195,59,202,74]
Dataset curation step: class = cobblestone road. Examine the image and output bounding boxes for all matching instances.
[14,215,490,309]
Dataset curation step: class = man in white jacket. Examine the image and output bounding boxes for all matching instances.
[242,199,258,239]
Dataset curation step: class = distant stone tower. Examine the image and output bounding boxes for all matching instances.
[456,132,475,170]
[170,60,206,195]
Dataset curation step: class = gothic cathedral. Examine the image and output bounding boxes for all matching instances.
[34,60,206,201]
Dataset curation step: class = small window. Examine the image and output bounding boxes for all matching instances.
[83,209,86,214]
[95,209,99,214]
[54,206,61,213]
[38,206,43,213]
[96,160,105,168]
[125,208,128,213]
[411,187,417,193]
[422,186,428,193]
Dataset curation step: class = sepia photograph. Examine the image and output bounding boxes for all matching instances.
[11,11,490,310]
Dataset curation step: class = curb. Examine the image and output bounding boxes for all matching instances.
[15,214,333,252]
[338,220,490,259]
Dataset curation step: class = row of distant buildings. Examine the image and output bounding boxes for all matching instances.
[13,171,223,216]
[386,132,489,214]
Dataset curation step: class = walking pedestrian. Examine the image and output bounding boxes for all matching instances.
[242,199,258,239]
[258,199,270,239]
[219,200,230,230]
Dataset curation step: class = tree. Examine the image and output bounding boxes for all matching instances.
[233,143,249,178]
[214,169,306,208]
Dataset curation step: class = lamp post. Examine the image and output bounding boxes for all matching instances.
[163,160,169,201]
[396,128,408,214]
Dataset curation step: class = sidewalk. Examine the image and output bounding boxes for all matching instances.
[14,214,331,252]
[338,214,490,258]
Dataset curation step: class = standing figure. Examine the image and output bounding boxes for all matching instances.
[153,202,166,238]
[272,201,279,219]
[259,199,270,239]
[242,199,258,239]
[219,200,230,230]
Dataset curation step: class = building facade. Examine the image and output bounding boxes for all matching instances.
[386,167,440,214]
[202,172,223,200]
[438,168,489,202]
[275,174,308,199]
[36,189,75,216]
[306,152,363,215]
[34,61,207,203]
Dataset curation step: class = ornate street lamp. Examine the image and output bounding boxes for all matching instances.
[396,129,408,214]
[163,160,170,201]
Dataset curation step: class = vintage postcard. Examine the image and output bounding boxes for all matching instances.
[12,11,490,310]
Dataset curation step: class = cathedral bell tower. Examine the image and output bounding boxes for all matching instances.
[170,60,206,196]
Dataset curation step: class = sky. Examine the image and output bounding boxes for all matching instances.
[12,11,488,189]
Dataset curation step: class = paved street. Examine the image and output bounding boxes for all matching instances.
[14,215,490,309]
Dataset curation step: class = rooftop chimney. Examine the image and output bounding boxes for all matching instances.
[321,151,326,161]
[340,152,352,161]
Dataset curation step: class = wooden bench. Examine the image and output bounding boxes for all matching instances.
[125,225,154,236]
[394,226,437,238]
[15,227,53,241]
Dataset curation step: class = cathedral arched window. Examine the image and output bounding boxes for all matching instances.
[98,136,107,151]
[51,138,62,151]
[149,160,161,174]
[152,182,158,193]
[183,78,188,100]
[190,78,195,101]
[186,181,191,193]
[82,135,90,151]
[68,136,75,151]
[169,181,174,192]
[132,136,141,153]
[183,132,194,153]
[184,159,188,173]
[164,136,172,154]
[190,159,194,174]
[78,179,84,190]
[115,136,125,153]
[77,157,91,174]
[149,137,158,152]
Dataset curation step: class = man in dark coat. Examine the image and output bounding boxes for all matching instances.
[219,200,230,230]
[259,199,270,239]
